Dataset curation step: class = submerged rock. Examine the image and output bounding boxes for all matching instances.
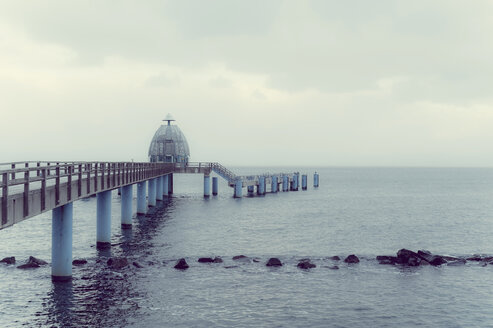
[28,256,47,266]
[376,256,397,265]
[297,259,316,269]
[107,258,128,270]
[329,256,341,261]
[17,256,47,269]
[417,250,446,266]
[72,259,87,266]
[0,257,15,265]
[328,265,339,270]
[344,254,360,264]
[447,259,467,266]
[174,258,189,270]
[132,261,144,268]
[198,257,215,263]
[213,257,223,263]
[232,255,248,261]
[266,258,282,267]
[396,249,426,266]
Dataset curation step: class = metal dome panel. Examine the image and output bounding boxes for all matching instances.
[148,123,190,163]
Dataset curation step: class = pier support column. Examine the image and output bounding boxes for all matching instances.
[204,175,211,197]
[168,173,173,195]
[234,179,243,198]
[137,181,146,214]
[247,185,254,194]
[156,176,163,201]
[212,177,218,196]
[163,175,169,196]
[314,172,319,187]
[293,174,299,191]
[258,176,265,195]
[302,174,308,190]
[148,178,156,207]
[121,184,133,229]
[282,176,288,192]
[97,190,112,249]
[271,176,278,193]
[52,202,73,282]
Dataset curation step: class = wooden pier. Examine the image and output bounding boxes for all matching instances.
[0,160,317,281]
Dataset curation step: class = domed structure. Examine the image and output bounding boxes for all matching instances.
[148,114,190,163]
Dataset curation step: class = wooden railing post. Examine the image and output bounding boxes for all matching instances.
[86,163,91,194]
[41,169,46,211]
[78,164,82,197]
[37,162,41,177]
[94,163,99,192]
[55,165,60,205]
[23,168,29,217]
[67,166,72,201]
[11,163,15,180]
[2,172,8,225]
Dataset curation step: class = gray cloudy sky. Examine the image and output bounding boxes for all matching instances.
[1,0,492,167]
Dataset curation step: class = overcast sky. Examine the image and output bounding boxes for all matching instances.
[1,1,492,167]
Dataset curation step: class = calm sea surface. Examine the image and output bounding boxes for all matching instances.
[1,167,493,327]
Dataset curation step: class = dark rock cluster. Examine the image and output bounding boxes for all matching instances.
[376,249,482,267]
[17,256,48,269]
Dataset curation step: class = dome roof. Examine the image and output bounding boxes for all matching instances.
[148,115,190,163]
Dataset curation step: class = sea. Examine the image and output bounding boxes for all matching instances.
[1,167,493,327]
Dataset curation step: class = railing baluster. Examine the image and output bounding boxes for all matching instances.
[2,172,8,225]
[41,169,46,211]
[67,166,72,201]
[78,164,82,197]
[11,163,15,180]
[86,163,91,194]
[55,165,60,205]
[23,168,29,217]
[94,163,98,192]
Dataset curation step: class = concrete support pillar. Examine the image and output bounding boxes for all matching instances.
[163,175,169,196]
[204,175,211,197]
[282,176,288,192]
[137,181,147,214]
[258,176,265,195]
[121,184,133,229]
[148,178,156,207]
[212,177,218,196]
[314,172,319,187]
[271,176,278,193]
[247,185,254,194]
[97,190,112,249]
[302,174,308,190]
[293,174,299,191]
[168,173,174,195]
[156,176,163,201]
[234,179,243,198]
[52,202,73,282]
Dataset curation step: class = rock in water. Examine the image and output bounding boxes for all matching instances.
[133,261,144,268]
[417,250,447,266]
[396,249,423,266]
[376,256,397,265]
[329,256,341,261]
[266,258,282,267]
[28,256,47,266]
[297,260,316,269]
[17,256,47,269]
[107,258,129,270]
[0,257,15,265]
[72,259,87,266]
[174,258,189,270]
[232,255,248,260]
[213,257,223,263]
[344,254,360,263]
[198,257,215,263]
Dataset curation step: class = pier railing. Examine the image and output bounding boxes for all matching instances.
[0,161,174,229]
